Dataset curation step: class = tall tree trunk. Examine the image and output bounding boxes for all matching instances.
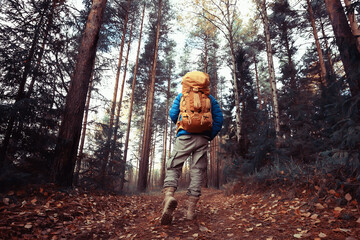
[229,41,241,143]
[283,31,297,90]
[51,0,107,186]
[121,3,146,192]
[344,0,360,52]
[74,71,94,186]
[160,69,171,185]
[259,0,281,147]
[324,0,360,96]
[138,0,163,192]
[319,18,335,75]
[253,56,263,110]
[148,128,157,188]
[204,35,208,73]
[168,121,172,158]
[306,0,328,87]
[101,0,130,186]
[111,16,134,161]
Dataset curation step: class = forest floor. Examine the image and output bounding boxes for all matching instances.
[1,182,360,240]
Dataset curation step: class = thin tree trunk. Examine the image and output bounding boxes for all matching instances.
[306,0,328,87]
[253,56,262,110]
[168,122,172,158]
[344,0,360,52]
[138,0,163,192]
[101,0,130,186]
[319,18,335,75]
[148,129,157,188]
[283,30,297,90]
[121,3,146,192]
[111,16,134,161]
[230,43,241,143]
[259,0,281,147]
[324,0,360,96]
[204,35,208,73]
[51,0,107,186]
[160,69,171,185]
[74,71,94,186]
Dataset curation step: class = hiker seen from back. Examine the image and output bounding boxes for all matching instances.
[161,71,224,225]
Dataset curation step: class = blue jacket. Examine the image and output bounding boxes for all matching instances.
[169,93,223,141]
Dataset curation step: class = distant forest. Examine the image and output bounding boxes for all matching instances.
[0,0,359,195]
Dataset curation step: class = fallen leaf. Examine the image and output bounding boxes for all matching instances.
[302,212,311,217]
[3,198,10,205]
[229,216,236,221]
[293,233,302,238]
[31,198,37,205]
[319,232,327,238]
[245,227,253,232]
[329,189,336,194]
[310,214,318,219]
[192,233,199,238]
[356,217,360,224]
[334,207,343,212]
[24,223,32,229]
[345,193,352,201]
[199,226,209,232]
[315,203,324,210]
[227,233,234,237]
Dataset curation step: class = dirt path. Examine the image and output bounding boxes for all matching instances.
[1,186,359,239]
[133,189,360,240]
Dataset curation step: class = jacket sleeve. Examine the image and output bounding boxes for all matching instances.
[209,95,223,140]
[169,93,182,124]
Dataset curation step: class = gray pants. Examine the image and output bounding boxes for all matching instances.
[163,134,209,197]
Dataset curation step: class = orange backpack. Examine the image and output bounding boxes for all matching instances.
[176,71,213,133]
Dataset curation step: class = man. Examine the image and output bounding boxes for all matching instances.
[161,71,223,225]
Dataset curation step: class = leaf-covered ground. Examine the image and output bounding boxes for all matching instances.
[1,184,359,239]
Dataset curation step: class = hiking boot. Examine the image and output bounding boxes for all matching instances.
[161,187,178,225]
[186,196,199,220]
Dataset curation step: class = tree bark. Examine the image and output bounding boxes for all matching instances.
[306,0,328,87]
[258,0,281,147]
[101,0,130,186]
[74,71,94,186]
[168,121,172,159]
[204,35,208,73]
[138,0,163,192]
[344,0,360,52]
[324,0,360,96]
[51,0,107,186]
[253,56,262,110]
[121,3,146,192]
[319,18,335,75]
[160,68,171,185]
[111,16,134,161]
